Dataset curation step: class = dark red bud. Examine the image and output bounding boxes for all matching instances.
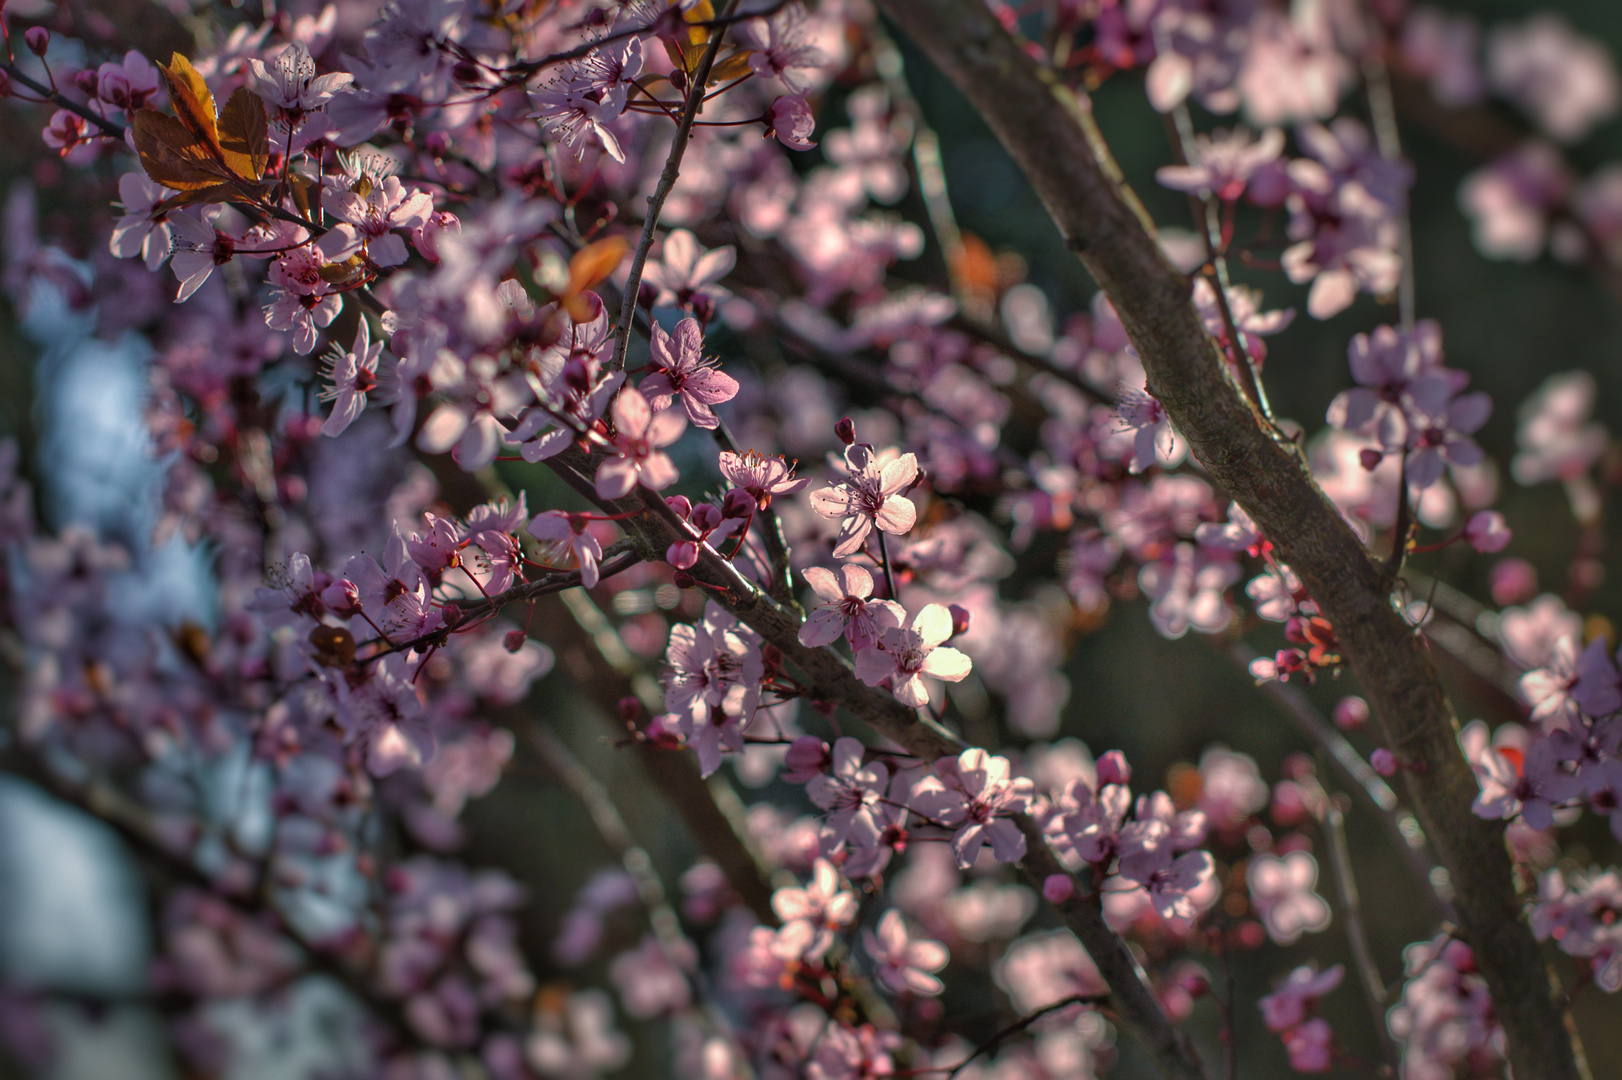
[834,416,856,445]
[690,293,715,324]
[0,70,11,99]
[637,280,658,309]
[75,70,99,96]
[721,489,755,519]
[25,27,49,57]
[440,603,463,628]
[618,696,643,723]
[1359,448,1384,471]
[423,130,452,158]
[668,66,687,93]
[503,629,527,653]
[451,60,483,85]
[672,571,696,589]
[948,603,971,637]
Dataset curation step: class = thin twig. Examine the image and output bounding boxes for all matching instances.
[945,994,1108,1077]
[2,62,127,138]
[610,0,742,371]
[1321,798,1400,1071]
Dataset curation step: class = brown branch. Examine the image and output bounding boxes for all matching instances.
[863,4,1581,1079]
[610,0,741,371]
[545,444,1208,1080]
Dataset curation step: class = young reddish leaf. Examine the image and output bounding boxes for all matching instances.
[708,49,754,85]
[158,53,221,153]
[217,88,270,180]
[132,108,231,191]
[562,235,629,322]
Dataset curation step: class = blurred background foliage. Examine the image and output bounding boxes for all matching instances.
[2,0,1621,1077]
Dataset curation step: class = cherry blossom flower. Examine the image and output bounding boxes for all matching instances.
[1115,386,1177,474]
[1247,851,1331,944]
[526,989,631,1078]
[1282,1018,1334,1073]
[641,230,735,310]
[528,36,642,162]
[1512,371,1610,486]
[739,4,827,91]
[1457,141,1570,261]
[797,565,903,649]
[246,42,353,115]
[810,444,919,558]
[663,606,763,776]
[318,176,434,267]
[94,50,161,113]
[909,748,1033,868]
[772,858,857,961]
[108,173,172,271]
[718,450,809,510]
[1404,383,1492,490]
[1260,964,1344,1032]
[638,318,738,429]
[168,207,239,302]
[1469,736,1580,830]
[805,736,886,850]
[1464,510,1512,553]
[526,511,604,587]
[594,387,685,499]
[863,910,948,996]
[319,316,385,436]
[1487,14,1620,142]
[1155,127,1285,201]
[854,603,972,708]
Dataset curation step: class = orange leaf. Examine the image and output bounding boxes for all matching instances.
[567,235,629,294]
[217,88,270,181]
[158,53,221,153]
[132,108,233,191]
[709,49,754,85]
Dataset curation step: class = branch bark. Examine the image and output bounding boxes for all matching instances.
[865,4,1579,1079]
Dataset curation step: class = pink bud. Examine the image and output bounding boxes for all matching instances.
[1042,874,1074,904]
[1463,510,1511,553]
[689,502,722,533]
[834,416,856,446]
[503,630,527,653]
[440,603,463,628]
[1096,749,1131,786]
[617,696,643,722]
[948,603,971,637]
[665,494,692,518]
[782,736,831,781]
[666,540,699,569]
[721,489,755,519]
[1332,696,1369,731]
[320,578,361,617]
[1359,447,1384,471]
[24,27,49,57]
[75,70,99,96]
[1371,748,1397,777]
[1490,557,1537,606]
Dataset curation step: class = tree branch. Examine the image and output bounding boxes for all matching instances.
[864,4,1579,1078]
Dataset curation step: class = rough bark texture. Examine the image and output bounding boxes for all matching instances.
[866,3,1578,1079]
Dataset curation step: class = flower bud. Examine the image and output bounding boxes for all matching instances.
[451,60,484,86]
[75,70,99,96]
[25,27,49,57]
[1463,509,1511,553]
[423,130,452,158]
[320,578,360,618]
[690,502,722,532]
[1332,695,1369,731]
[946,603,971,637]
[1370,748,1397,777]
[665,494,692,519]
[721,489,755,519]
[782,736,831,780]
[503,629,527,653]
[1096,749,1131,786]
[637,280,658,309]
[690,293,715,324]
[666,540,700,569]
[618,696,643,723]
[834,416,856,445]
[440,603,463,628]
[1042,874,1074,904]
[1490,557,1537,606]
[672,571,696,589]
[1358,447,1384,471]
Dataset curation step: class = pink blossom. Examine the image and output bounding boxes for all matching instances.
[1155,127,1284,201]
[853,603,973,708]
[595,387,685,499]
[319,315,385,436]
[638,318,738,429]
[767,94,817,151]
[797,565,903,649]
[804,736,885,850]
[718,449,809,510]
[642,229,735,310]
[863,910,948,996]
[1247,851,1331,944]
[1470,737,1580,830]
[1115,386,1177,474]
[245,42,353,115]
[1487,14,1619,142]
[909,748,1033,868]
[108,172,172,272]
[1260,964,1344,1032]
[809,444,919,558]
[1281,1017,1334,1073]
[739,4,827,92]
[526,511,604,587]
[772,858,857,960]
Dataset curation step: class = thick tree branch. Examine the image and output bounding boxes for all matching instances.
[865,4,1579,1079]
